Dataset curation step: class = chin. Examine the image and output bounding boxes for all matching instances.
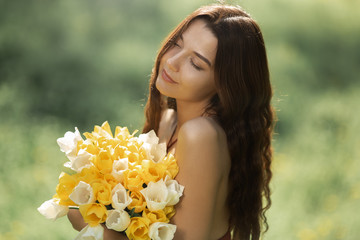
[155,77,162,92]
[155,76,171,97]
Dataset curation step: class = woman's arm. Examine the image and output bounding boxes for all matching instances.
[67,209,128,240]
[172,117,225,240]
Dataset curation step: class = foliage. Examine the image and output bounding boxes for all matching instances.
[0,0,359,239]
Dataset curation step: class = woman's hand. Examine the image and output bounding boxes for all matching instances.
[67,208,87,231]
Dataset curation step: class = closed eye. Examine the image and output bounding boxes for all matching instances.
[190,59,202,71]
[171,38,182,48]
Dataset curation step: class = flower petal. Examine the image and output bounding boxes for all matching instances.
[138,130,166,162]
[69,181,95,205]
[111,158,129,182]
[70,149,93,172]
[37,199,69,221]
[57,127,83,158]
[140,179,168,211]
[138,130,159,145]
[111,183,132,210]
[74,225,104,240]
[105,209,131,232]
[165,179,184,206]
[149,222,177,240]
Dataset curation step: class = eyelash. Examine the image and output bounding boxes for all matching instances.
[172,42,202,71]
[190,59,202,71]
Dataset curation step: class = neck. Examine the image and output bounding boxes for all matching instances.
[175,99,209,129]
[166,99,211,153]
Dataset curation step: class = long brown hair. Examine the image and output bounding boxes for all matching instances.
[143,4,274,240]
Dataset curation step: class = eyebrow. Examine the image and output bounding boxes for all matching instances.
[194,51,212,67]
[179,35,212,67]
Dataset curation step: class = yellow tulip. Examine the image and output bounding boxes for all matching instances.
[142,208,169,224]
[126,152,141,166]
[94,121,113,138]
[103,173,118,189]
[164,206,176,219]
[52,193,75,206]
[92,149,113,174]
[75,166,101,184]
[78,140,99,155]
[123,168,145,192]
[162,154,179,179]
[114,126,131,141]
[55,172,77,202]
[98,139,119,150]
[79,203,108,227]
[141,160,166,184]
[91,179,112,205]
[113,145,127,159]
[125,217,151,240]
[127,142,140,154]
[127,191,147,213]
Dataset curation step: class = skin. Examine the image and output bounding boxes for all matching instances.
[68,19,231,240]
[156,19,218,108]
[158,19,231,239]
[169,117,231,240]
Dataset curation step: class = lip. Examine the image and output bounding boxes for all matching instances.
[161,69,178,84]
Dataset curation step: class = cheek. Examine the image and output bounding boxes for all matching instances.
[155,74,166,95]
[189,72,215,90]
[183,73,216,97]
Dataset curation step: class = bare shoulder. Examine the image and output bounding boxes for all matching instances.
[178,117,226,145]
[177,117,229,169]
[173,117,231,239]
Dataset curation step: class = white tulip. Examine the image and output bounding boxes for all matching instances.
[74,225,104,240]
[105,209,131,232]
[57,127,83,160]
[152,142,167,163]
[111,183,132,210]
[69,181,94,205]
[138,130,159,145]
[138,130,166,162]
[111,158,129,182]
[149,222,177,240]
[37,199,69,221]
[140,179,168,211]
[165,179,184,206]
[63,148,93,172]
[141,142,154,160]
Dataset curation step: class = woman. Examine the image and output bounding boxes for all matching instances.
[69,4,274,240]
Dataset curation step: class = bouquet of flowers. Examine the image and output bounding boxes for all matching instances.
[38,122,184,240]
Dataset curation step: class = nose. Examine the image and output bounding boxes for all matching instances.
[166,52,181,72]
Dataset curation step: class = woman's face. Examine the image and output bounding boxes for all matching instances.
[156,19,218,105]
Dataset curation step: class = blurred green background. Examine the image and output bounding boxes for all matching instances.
[0,0,359,239]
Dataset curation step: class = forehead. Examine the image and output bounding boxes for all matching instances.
[182,19,218,63]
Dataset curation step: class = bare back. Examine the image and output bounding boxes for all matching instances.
[158,109,231,240]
